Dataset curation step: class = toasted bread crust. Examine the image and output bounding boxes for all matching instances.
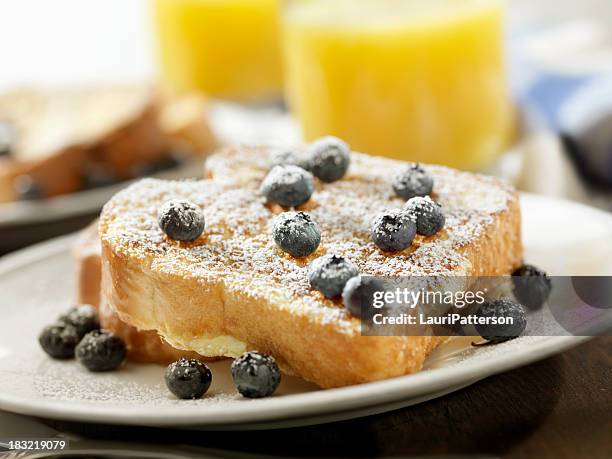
[73,224,103,308]
[100,147,522,387]
[74,222,207,364]
[99,299,204,364]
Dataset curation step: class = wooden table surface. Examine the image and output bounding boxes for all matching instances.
[44,337,611,459]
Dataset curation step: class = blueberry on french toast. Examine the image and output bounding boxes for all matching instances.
[392,163,434,200]
[342,276,386,319]
[309,254,359,299]
[404,196,446,236]
[272,211,321,257]
[307,136,351,183]
[158,199,205,242]
[271,149,311,171]
[261,164,314,208]
[371,209,416,252]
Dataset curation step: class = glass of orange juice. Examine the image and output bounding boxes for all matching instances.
[153,0,283,103]
[282,0,515,170]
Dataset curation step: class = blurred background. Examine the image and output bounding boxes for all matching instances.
[0,0,611,253]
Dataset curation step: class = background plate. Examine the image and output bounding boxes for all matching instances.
[0,193,609,429]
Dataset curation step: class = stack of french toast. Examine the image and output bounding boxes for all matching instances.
[74,143,522,389]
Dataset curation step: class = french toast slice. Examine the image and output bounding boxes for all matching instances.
[100,147,522,388]
[0,86,215,202]
[73,222,205,364]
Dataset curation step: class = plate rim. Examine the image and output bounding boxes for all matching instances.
[0,192,606,427]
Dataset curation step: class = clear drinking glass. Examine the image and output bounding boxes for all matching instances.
[282,0,515,170]
[153,0,283,103]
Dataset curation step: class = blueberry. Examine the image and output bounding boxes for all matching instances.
[75,330,126,372]
[261,165,314,208]
[231,351,281,398]
[371,210,416,252]
[158,199,205,242]
[13,175,43,200]
[512,265,552,310]
[307,136,350,183]
[342,276,386,319]
[309,254,359,299]
[404,196,445,236]
[39,323,80,359]
[475,298,527,344]
[393,164,434,200]
[272,211,321,257]
[58,305,100,339]
[271,150,311,171]
[165,358,213,399]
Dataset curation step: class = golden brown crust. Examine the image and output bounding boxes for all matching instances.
[100,147,523,388]
[73,222,208,364]
[73,223,102,308]
[99,299,205,364]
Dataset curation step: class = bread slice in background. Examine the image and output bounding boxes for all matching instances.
[0,85,216,202]
[99,147,522,388]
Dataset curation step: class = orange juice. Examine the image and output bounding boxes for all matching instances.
[154,0,282,102]
[282,0,514,169]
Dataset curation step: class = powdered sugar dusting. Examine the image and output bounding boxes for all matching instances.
[100,147,516,334]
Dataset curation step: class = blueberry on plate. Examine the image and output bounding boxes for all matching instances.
[404,196,445,236]
[58,305,100,339]
[342,275,386,319]
[261,165,314,208]
[271,149,311,171]
[231,351,281,398]
[272,211,321,257]
[158,199,205,242]
[309,254,359,298]
[75,330,126,372]
[474,298,527,344]
[371,209,416,252]
[512,264,552,310]
[392,164,434,200]
[307,136,351,183]
[165,358,213,399]
[39,323,80,359]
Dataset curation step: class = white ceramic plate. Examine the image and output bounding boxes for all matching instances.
[0,193,609,430]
